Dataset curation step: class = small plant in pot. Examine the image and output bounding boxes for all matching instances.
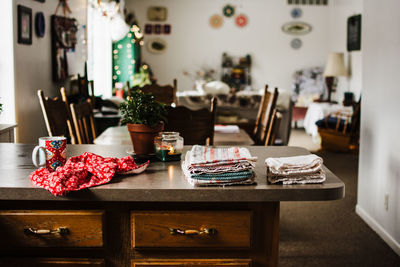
[120,90,167,155]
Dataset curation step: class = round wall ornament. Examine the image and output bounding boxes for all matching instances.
[235,14,248,27]
[291,38,302,49]
[146,38,167,54]
[210,14,223,28]
[282,21,312,35]
[223,4,235,18]
[35,12,45,38]
[291,8,302,19]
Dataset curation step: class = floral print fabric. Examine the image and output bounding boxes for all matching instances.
[30,152,149,196]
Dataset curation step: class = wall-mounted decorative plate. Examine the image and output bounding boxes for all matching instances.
[210,14,223,28]
[282,21,312,35]
[291,38,302,49]
[147,6,167,22]
[35,12,45,38]
[291,8,302,19]
[235,14,248,27]
[147,38,167,54]
[223,4,235,18]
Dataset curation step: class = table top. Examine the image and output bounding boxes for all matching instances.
[0,144,344,202]
[0,123,17,134]
[94,126,254,146]
[93,111,121,119]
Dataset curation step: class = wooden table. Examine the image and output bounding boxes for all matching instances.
[0,144,344,266]
[0,123,17,143]
[94,125,254,146]
[93,112,121,135]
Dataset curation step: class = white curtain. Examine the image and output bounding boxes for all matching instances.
[87,3,112,98]
[87,0,129,99]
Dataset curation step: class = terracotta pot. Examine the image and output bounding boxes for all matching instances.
[127,123,164,155]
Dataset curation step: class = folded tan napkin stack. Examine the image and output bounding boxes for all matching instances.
[265,154,326,184]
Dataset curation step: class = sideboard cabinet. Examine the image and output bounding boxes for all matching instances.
[0,202,279,267]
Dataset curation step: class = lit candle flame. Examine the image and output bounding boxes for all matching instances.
[168,144,175,155]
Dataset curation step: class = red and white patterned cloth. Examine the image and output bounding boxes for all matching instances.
[188,145,257,168]
[30,152,149,196]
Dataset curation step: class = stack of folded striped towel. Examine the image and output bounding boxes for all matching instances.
[265,154,326,184]
[182,145,258,186]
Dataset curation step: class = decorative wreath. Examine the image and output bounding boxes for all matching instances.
[210,14,223,28]
[223,4,235,18]
[235,14,248,27]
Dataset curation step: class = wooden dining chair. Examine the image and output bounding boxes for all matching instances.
[265,109,282,146]
[317,98,361,152]
[130,79,178,106]
[253,87,279,145]
[60,87,74,121]
[253,85,271,143]
[164,97,217,145]
[37,90,76,144]
[70,99,97,144]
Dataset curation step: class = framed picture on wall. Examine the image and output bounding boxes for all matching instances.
[17,5,32,45]
[347,14,362,51]
[51,15,78,82]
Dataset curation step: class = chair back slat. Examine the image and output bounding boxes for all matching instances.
[70,99,97,144]
[165,98,217,145]
[265,110,282,146]
[60,87,77,144]
[253,85,271,138]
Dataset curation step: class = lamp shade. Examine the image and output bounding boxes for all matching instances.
[323,52,347,77]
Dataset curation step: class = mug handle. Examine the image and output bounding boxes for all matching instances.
[32,146,46,168]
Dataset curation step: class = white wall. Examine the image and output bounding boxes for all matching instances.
[127,0,331,92]
[12,0,87,143]
[328,0,362,102]
[357,0,400,255]
[0,0,16,124]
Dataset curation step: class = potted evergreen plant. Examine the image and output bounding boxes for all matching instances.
[120,90,167,155]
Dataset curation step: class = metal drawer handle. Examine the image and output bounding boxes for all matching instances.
[24,227,70,236]
[169,227,217,236]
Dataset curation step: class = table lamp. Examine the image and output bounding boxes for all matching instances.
[323,52,347,102]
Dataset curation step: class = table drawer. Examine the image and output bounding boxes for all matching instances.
[0,258,105,267]
[0,210,104,248]
[131,211,251,248]
[132,259,251,266]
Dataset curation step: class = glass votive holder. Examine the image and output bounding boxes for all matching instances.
[154,132,184,161]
